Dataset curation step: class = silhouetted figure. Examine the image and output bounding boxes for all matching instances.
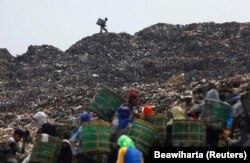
[97,17,108,34]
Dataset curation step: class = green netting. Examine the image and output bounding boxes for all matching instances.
[172,120,206,147]
[0,143,10,163]
[204,99,230,129]
[81,120,111,154]
[90,88,124,121]
[128,119,158,155]
[29,135,62,163]
[144,116,154,124]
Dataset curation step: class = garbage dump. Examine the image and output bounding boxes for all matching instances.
[0,22,250,161]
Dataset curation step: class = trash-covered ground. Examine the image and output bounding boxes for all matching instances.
[0,22,250,146]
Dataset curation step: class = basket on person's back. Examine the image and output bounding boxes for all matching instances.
[96,18,105,27]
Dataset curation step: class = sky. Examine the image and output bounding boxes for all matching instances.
[0,0,250,56]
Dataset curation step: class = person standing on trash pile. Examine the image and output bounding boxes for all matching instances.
[229,91,250,146]
[110,105,133,163]
[113,90,141,121]
[126,90,141,118]
[191,89,224,147]
[166,105,185,147]
[6,129,26,163]
[168,106,185,122]
[116,135,144,163]
[33,111,57,137]
[111,106,133,141]
[100,17,108,33]
[191,88,221,119]
[112,90,143,139]
[109,90,141,163]
[57,130,73,163]
[70,112,95,163]
[142,105,155,122]
[142,105,154,117]
[180,90,198,119]
[22,112,57,163]
[216,90,233,146]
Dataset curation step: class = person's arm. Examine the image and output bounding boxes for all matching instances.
[132,112,141,119]
[117,147,127,163]
[69,127,81,155]
[70,126,81,142]
[111,119,119,142]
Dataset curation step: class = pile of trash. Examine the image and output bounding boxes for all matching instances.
[0,22,250,137]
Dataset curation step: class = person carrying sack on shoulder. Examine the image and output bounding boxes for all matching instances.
[111,90,141,142]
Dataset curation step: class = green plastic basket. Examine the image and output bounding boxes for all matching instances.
[204,99,230,129]
[29,135,62,163]
[172,120,206,147]
[96,18,105,26]
[128,119,158,155]
[81,120,111,154]
[90,88,125,122]
[144,114,168,145]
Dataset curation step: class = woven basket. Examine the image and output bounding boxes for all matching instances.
[29,135,62,163]
[144,114,168,145]
[172,120,206,147]
[204,99,230,129]
[90,87,125,122]
[96,18,105,26]
[0,142,11,163]
[81,120,111,154]
[128,119,158,155]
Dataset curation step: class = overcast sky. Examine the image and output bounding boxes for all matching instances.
[0,0,250,56]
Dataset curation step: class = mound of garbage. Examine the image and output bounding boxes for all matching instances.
[0,22,250,130]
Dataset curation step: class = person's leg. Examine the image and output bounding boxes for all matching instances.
[107,145,119,163]
[206,127,220,147]
[104,27,108,33]
[166,125,172,146]
[76,153,84,163]
[82,153,96,163]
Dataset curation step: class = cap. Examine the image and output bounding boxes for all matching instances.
[129,90,139,98]
[80,112,91,123]
[184,90,193,98]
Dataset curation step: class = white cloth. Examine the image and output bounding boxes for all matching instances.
[41,134,49,143]
[33,111,47,126]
